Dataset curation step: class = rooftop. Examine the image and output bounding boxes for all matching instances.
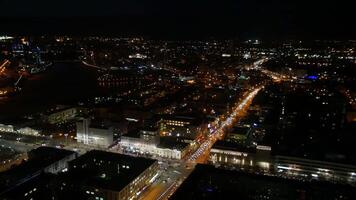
[123,129,141,138]
[0,147,75,192]
[67,150,157,192]
[171,164,356,200]
[230,126,250,136]
[159,114,202,126]
[157,137,189,150]
[212,140,256,154]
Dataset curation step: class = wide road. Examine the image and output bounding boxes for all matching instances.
[246,58,293,82]
[137,86,264,200]
[0,86,264,200]
[138,161,194,200]
[187,86,264,163]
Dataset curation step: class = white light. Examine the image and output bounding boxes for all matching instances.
[277,166,292,170]
[222,54,231,57]
[126,118,139,122]
[256,145,271,151]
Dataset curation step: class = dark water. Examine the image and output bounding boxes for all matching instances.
[0,62,101,119]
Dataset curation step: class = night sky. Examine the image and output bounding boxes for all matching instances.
[0,0,354,39]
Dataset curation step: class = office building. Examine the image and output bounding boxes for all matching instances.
[76,119,115,147]
[66,150,159,200]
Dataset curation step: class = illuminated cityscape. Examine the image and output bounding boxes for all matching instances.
[0,1,356,200]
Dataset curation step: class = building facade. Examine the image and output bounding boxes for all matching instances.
[158,116,204,139]
[76,119,114,147]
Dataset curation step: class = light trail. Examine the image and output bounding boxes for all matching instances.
[145,86,265,199]
[0,59,10,75]
[186,86,264,163]
[81,60,104,70]
[246,58,292,82]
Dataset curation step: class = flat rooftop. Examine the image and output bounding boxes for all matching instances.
[0,147,75,192]
[122,129,141,138]
[158,114,202,125]
[157,137,189,150]
[171,164,356,200]
[67,150,157,192]
[230,126,250,136]
[212,140,256,153]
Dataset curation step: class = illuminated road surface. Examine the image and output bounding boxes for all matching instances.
[138,162,194,200]
[0,85,264,200]
[186,86,263,164]
[0,59,10,75]
[138,87,264,200]
[0,59,265,200]
[247,58,293,82]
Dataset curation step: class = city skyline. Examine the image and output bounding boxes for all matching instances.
[0,1,355,200]
[0,1,355,39]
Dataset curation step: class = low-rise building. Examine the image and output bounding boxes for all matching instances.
[119,131,190,160]
[16,127,41,136]
[156,137,190,159]
[0,124,14,133]
[209,140,271,171]
[0,123,40,136]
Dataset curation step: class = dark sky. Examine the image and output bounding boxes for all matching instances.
[0,0,354,39]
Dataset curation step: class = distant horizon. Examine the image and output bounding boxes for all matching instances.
[0,0,354,40]
[0,16,355,41]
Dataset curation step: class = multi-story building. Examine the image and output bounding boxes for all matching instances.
[158,115,204,140]
[66,150,159,200]
[0,147,77,195]
[46,107,89,124]
[76,119,116,147]
[0,151,157,200]
[170,164,356,200]
[119,131,189,160]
